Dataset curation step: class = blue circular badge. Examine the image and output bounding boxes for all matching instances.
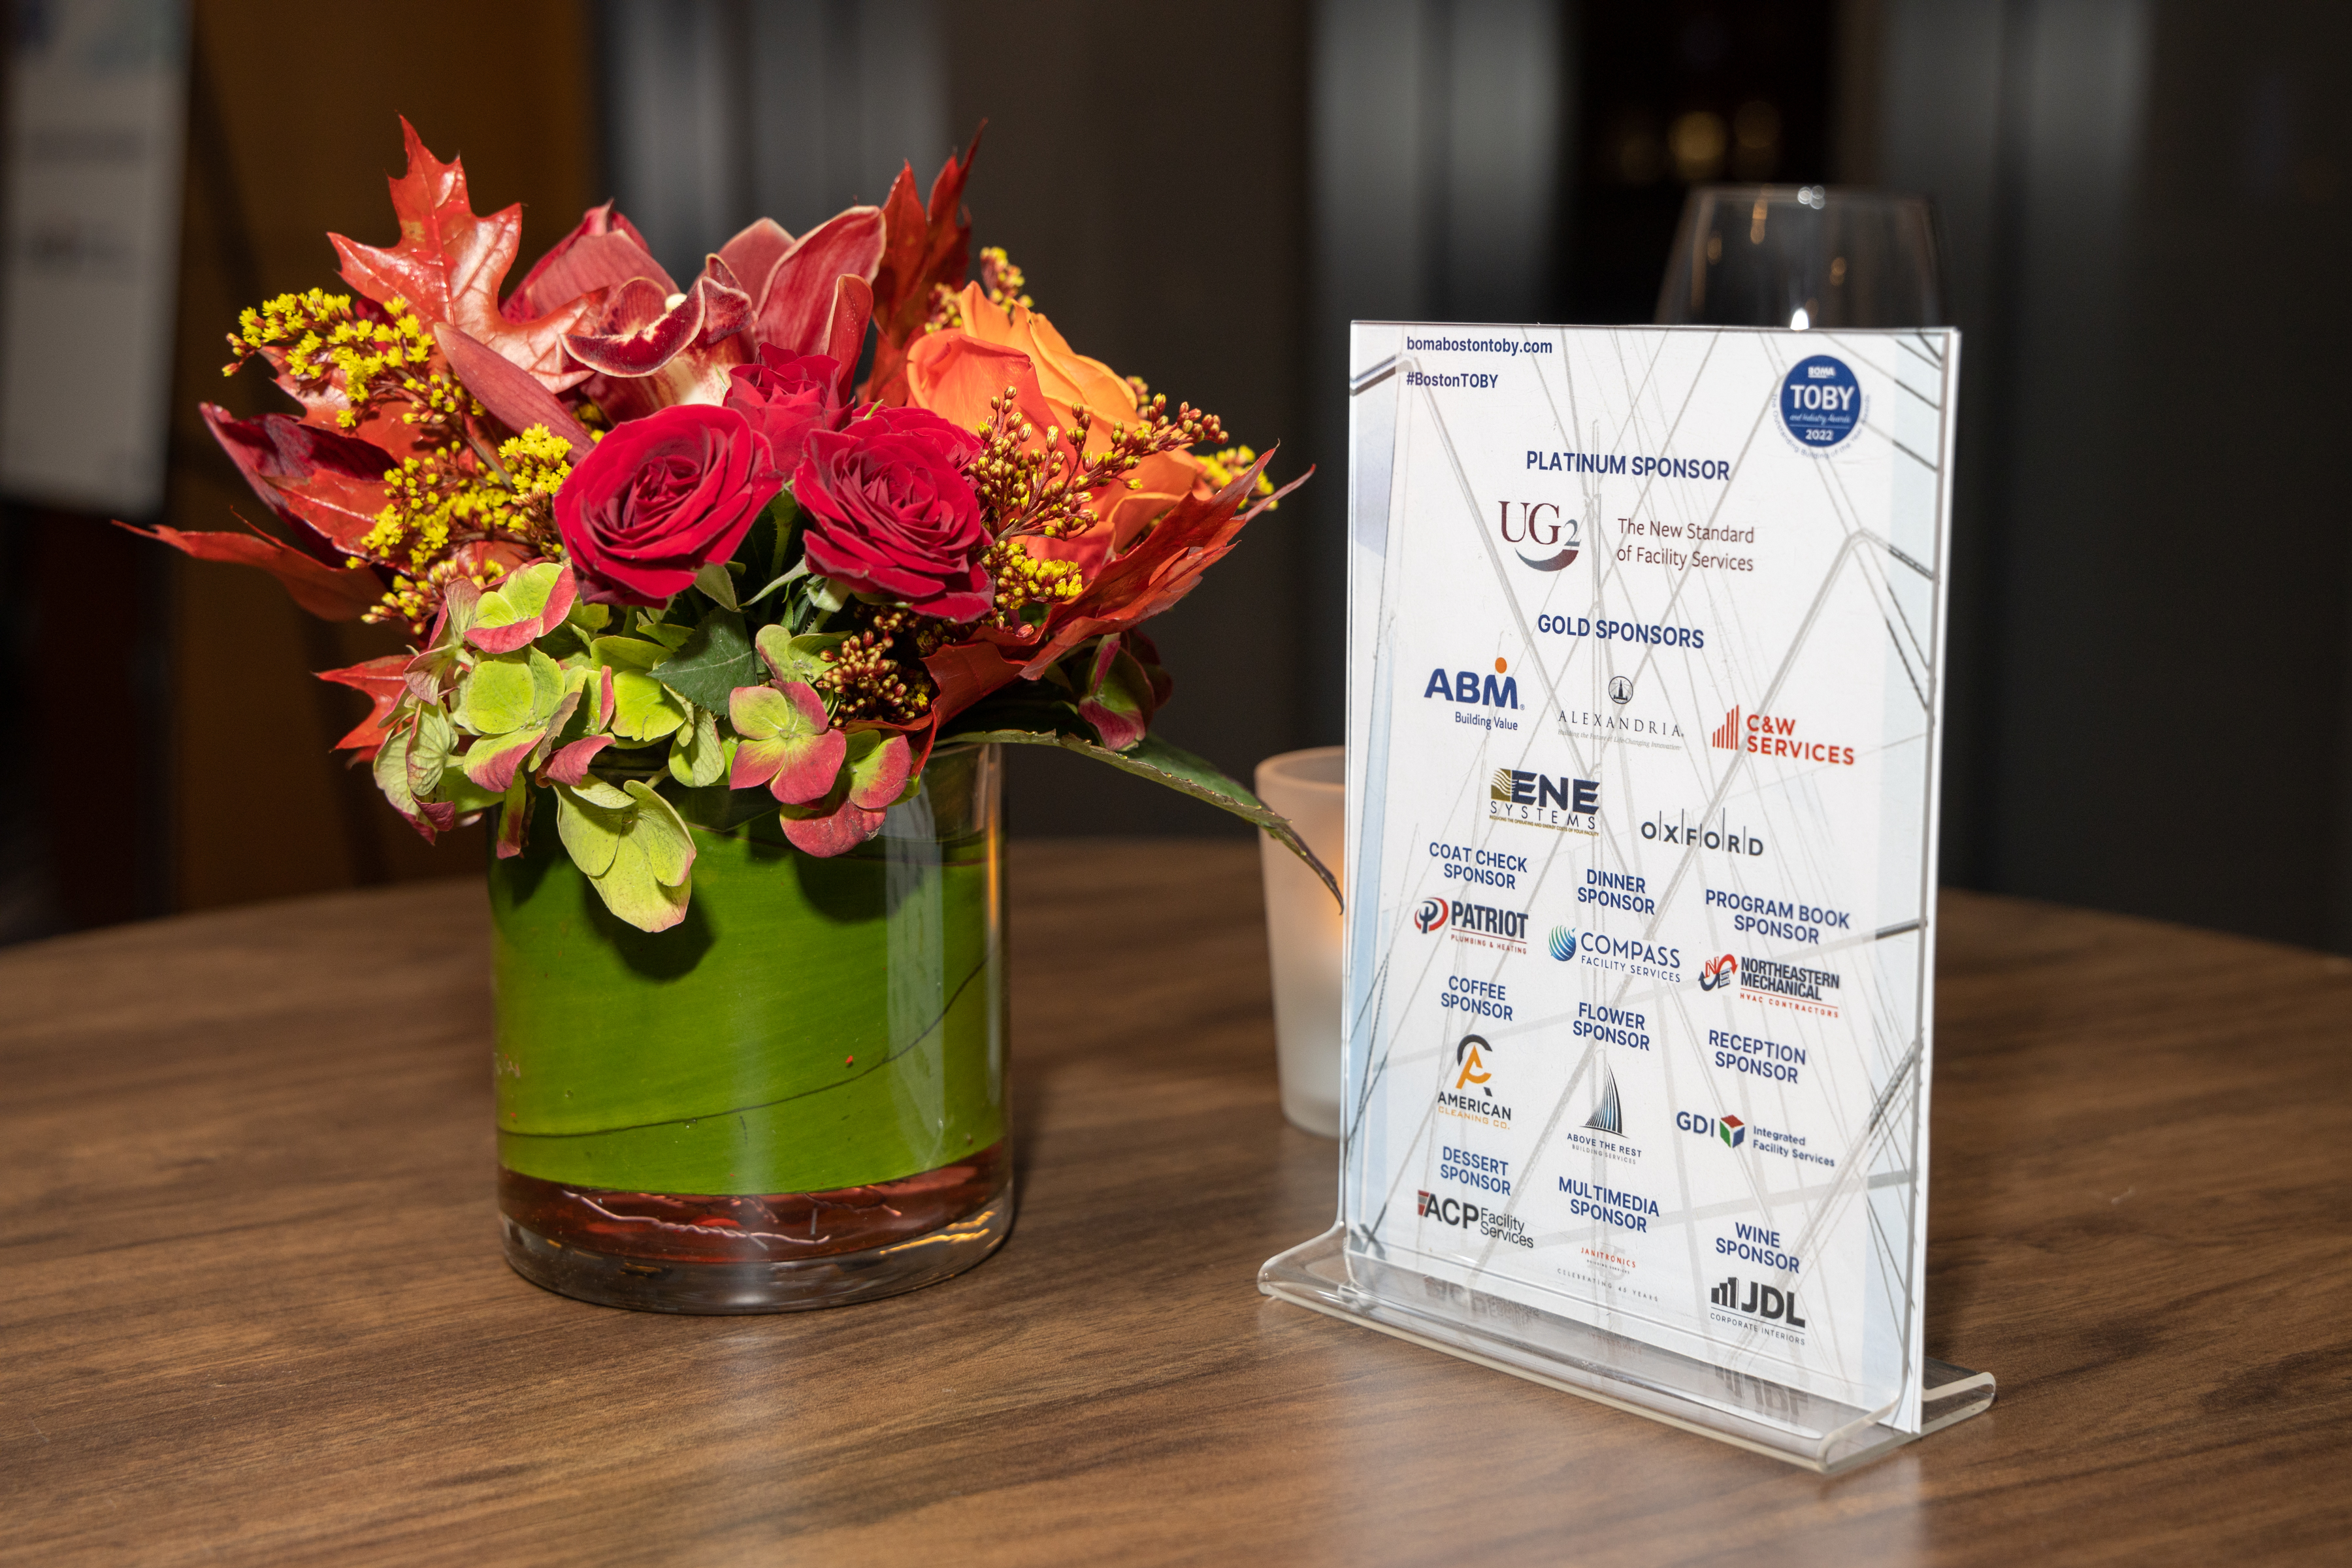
[1779,354,1861,451]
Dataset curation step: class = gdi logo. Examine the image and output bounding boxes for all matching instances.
[1497,501,1580,571]
[1710,1275,1807,1328]
[1676,1110,1744,1147]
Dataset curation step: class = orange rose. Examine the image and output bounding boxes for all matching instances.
[904,285,1204,569]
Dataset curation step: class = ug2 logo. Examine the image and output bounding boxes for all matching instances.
[1496,501,1580,572]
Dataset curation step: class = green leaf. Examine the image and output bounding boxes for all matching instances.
[668,782,781,834]
[473,559,564,638]
[668,705,729,787]
[406,705,457,798]
[459,647,561,736]
[955,730,1341,906]
[653,610,759,712]
[753,623,847,687]
[593,635,687,742]
[553,779,696,931]
[941,689,1101,746]
[692,561,740,612]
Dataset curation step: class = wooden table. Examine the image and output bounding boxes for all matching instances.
[4,842,2347,1565]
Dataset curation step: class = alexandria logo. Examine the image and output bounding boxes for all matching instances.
[1700,953,1739,992]
[1414,897,1450,934]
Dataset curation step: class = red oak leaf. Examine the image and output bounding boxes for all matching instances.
[328,119,596,391]
[121,522,384,621]
[864,128,982,406]
[316,655,413,757]
[199,404,395,564]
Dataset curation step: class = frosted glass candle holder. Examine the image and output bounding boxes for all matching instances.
[1254,747,1346,1137]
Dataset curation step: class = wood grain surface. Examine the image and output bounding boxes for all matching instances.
[2,841,2347,1566]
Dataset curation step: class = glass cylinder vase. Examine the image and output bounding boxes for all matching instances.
[487,742,1010,1313]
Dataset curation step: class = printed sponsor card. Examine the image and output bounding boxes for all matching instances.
[1341,323,1958,1431]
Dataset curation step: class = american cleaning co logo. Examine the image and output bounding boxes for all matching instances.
[1436,1034,1512,1129]
[1489,768,1599,834]
[1710,706,1856,766]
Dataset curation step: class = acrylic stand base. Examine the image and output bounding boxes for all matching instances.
[500,1158,1013,1315]
[1260,1224,1992,1475]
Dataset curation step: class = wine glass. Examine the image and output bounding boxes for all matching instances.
[1655,185,1945,328]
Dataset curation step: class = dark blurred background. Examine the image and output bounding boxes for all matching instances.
[1,0,2347,956]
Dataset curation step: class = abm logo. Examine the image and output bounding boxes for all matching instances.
[1414,897,1450,934]
[1497,500,1580,571]
[1710,1275,1808,1328]
[1423,658,1520,708]
[1699,953,1739,992]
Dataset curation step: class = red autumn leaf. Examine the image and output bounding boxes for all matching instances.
[1021,452,1307,674]
[200,404,393,564]
[433,324,593,457]
[921,640,1025,729]
[122,522,384,621]
[316,655,413,757]
[328,118,596,391]
[864,129,982,405]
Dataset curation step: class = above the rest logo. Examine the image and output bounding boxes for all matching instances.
[1488,769,1600,835]
[1423,658,1520,710]
[1497,500,1580,571]
[1710,706,1856,767]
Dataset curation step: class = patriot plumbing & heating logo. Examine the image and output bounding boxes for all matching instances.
[1488,768,1599,834]
[1414,896,1529,955]
[1435,1034,1512,1129]
[1710,706,1856,767]
[1708,1274,1808,1337]
[1424,657,1522,732]
[1703,953,1842,1017]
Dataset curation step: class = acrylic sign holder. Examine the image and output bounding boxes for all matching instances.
[1261,323,1993,1474]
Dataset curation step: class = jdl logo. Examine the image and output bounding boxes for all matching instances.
[1497,501,1580,572]
[1710,1275,1806,1327]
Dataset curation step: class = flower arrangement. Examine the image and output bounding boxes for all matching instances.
[140,122,1328,931]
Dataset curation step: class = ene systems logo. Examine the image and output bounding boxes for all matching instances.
[1414,897,1529,955]
[1424,658,1521,734]
[1495,500,1580,571]
[1710,706,1856,767]
[1435,1034,1512,1130]
[1489,769,1600,833]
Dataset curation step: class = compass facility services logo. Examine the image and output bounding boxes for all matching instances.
[1548,926,1576,961]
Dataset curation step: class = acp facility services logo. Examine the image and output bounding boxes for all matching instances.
[1779,354,1862,453]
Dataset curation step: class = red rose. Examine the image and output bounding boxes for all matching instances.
[555,403,781,605]
[794,406,991,621]
[723,347,845,475]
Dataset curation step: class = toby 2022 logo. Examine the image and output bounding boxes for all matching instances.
[1779,354,1861,452]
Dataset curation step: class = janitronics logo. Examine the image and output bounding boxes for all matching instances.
[1423,657,1520,733]
[1436,1034,1511,1129]
[1489,768,1599,834]
[1711,954,1842,1018]
[1710,706,1856,767]
[1710,1273,1808,1335]
[1495,500,1580,571]
[1416,1189,1533,1249]
[1414,896,1528,954]
[1642,811,1766,858]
